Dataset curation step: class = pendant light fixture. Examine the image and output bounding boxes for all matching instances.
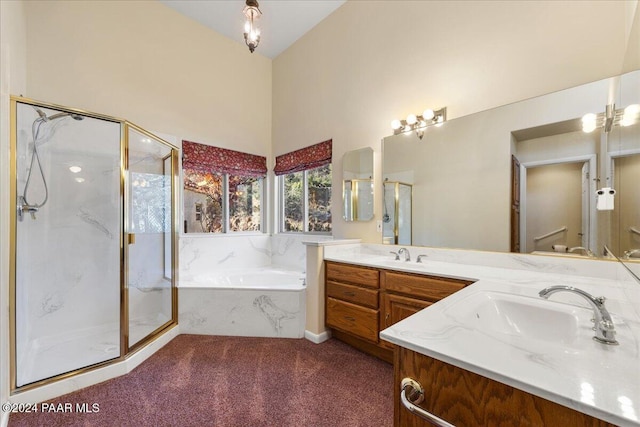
[243,0,262,53]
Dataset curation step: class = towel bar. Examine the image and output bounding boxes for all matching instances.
[400,377,455,427]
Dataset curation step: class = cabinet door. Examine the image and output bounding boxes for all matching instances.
[380,293,432,349]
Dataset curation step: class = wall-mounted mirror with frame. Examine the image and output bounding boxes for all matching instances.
[343,147,374,222]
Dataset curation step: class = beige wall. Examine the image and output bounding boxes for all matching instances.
[273,0,635,243]
[24,0,272,157]
[526,162,584,253]
[1,0,28,420]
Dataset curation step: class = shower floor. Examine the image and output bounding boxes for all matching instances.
[17,316,168,387]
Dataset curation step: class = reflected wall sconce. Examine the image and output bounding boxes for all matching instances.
[391,107,447,139]
[243,0,262,53]
[582,103,640,133]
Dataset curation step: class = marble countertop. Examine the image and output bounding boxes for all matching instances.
[324,244,640,426]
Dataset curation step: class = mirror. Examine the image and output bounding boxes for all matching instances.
[343,147,374,221]
[382,70,640,260]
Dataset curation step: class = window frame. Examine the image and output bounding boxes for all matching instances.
[182,172,265,235]
[278,165,332,235]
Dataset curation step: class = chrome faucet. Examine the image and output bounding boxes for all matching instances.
[416,254,428,263]
[538,286,618,345]
[390,251,400,261]
[623,249,640,259]
[398,247,411,262]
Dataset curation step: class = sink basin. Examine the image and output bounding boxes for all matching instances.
[444,291,585,346]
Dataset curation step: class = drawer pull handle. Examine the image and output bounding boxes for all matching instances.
[401,378,455,427]
[344,316,356,322]
[343,291,356,297]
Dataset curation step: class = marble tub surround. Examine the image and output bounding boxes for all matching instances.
[321,244,640,425]
[179,268,306,338]
[179,233,333,277]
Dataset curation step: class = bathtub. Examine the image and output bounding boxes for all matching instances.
[178,267,306,338]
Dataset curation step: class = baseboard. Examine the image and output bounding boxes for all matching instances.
[304,329,331,344]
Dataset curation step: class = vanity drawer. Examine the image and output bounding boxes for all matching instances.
[326,262,380,289]
[326,297,379,343]
[382,271,472,302]
[327,280,379,309]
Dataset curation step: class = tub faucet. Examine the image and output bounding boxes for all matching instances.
[398,248,411,262]
[623,249,640,259]
[538,285,618,345]
[568,247,595,257]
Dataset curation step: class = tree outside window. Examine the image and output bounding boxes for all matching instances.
[281,164,331,233]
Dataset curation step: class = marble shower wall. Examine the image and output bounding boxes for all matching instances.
[14,104,122,386]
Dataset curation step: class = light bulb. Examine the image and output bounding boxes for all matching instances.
[69,166,82,173]
[621,104,640,126]
[582,122,597,133]
[581,113,596,123]
[244,21,251,33]
[391,119,402,130]
[406,114,417,125]
[624,104,640,116]
[422,109,435,121]
[74,177,85,183]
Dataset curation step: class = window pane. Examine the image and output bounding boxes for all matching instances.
[229,175,261,231]
[308,164,332,232]
[131,172,171,233]
[183,172,223,233]
[283,172,304,232]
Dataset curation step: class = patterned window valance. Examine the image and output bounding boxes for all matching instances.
[273,139,332,176]
[182,140,267,178]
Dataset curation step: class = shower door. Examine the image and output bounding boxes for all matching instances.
[125,125,177,349]
[12,101,122,387]
[11,97,179,392]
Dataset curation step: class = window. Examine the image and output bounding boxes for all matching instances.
[182,141,266,234]
[229,174,261,232]
[276,140,332,234]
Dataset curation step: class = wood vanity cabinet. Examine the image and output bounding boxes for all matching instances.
[395,347,614,427]
[325,261,391,361]
[325,261,473,361]
[380,270,473,350]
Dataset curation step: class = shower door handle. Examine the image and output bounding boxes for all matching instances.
[128,233,136,245]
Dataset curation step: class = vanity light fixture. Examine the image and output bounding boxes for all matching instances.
[581,103,640,133]
[243,0,262,53]
[391,107,447,139]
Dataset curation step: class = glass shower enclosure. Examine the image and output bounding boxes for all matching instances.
[382,181,413,245]
[9,97,178,391]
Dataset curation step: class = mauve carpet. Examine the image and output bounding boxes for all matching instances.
[9,335,393,427]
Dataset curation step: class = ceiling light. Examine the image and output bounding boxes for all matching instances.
[69,166,82,173]
[243,0,262,53]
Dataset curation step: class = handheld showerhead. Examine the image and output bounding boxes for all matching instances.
[35,108,48,120]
